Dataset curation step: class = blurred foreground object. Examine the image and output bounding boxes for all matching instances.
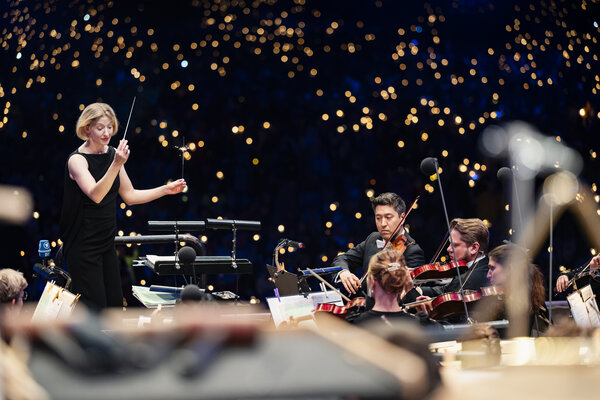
[2,304,435,400]
[0,185,33,225]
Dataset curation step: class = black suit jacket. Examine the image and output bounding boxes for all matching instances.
[331,231,426,274]
[421,256,490,297]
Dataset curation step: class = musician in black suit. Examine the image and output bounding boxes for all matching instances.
[331,192,426,295]
[417,218,490,298]
[555,255,600,293]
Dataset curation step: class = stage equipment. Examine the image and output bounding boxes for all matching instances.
[420,157,471,320]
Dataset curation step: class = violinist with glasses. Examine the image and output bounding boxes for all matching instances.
[332,192,426,296]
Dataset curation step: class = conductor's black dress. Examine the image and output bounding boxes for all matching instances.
[59,146,122,309]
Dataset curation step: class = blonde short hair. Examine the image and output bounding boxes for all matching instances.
[0,269,27,303]
[76,103,119,140]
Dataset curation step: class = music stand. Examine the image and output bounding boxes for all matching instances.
[267,265,300,296]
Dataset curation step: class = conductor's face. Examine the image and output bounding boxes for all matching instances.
[85,115,114,147]
[374,205,403,241]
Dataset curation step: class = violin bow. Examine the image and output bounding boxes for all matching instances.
[382,195,420,249]
[302,267,352,302]
[428,230,449,264]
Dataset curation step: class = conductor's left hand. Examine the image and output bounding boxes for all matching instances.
[165,179,187,195]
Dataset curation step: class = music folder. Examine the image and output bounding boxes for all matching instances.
[267,265,300,296]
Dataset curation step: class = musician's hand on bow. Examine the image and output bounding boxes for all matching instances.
[165,179,187,195]
[556,274,569,293]
[415,295,432,314]
[591,255,600,272]
[339,270,361,295]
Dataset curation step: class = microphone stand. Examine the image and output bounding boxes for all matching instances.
[425,158,471,321]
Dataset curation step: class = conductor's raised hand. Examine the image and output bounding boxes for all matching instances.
[165,179,187,195]
[114,139,130,167]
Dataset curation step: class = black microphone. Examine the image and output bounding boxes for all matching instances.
[420,157,438,176]
[178,246,197,264]
[180,284,205,302]
[33,262,55,278]
[496,167,513,183]
[281,239,304,249]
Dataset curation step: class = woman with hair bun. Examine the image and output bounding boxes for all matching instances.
[350,250,433,326]
[59,103,186,310]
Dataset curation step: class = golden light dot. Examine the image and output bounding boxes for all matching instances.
[246,137,253,145]
[201,235,208,243]
[253,234,260,241]
[172,130,179,137]
[579,108,586,117]
[211,196,219,203]
[330,203,337,211]
[325,221,333,228]
[120,203,126,209]
[321,255,328,262]
[366,189,375,198]
[198,141,205,147]
[336,110,344,117]
[263,121,271,129]
[58,125,65,132]
[397,140,405,148]
[468,180,475,187]
[232,126,239,133]
[252,158,259,165]
[322,113,329,121]
[95,78,102,86]
[455,116,462,124]
[33,211,39,219]
[355,212,362,219]
[374,76,382,84]
[126,210,133,217]
[20,251,25,257]
[437,119,444,126]
[421,132,428,141]
[216,171,224,179]
[278,225,285,233]
[442,150,448,157]
[316,89,323,96]
[459,165,468,173]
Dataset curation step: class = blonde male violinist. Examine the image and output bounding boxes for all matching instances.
[332,192,426,297]
[412,218,491,320]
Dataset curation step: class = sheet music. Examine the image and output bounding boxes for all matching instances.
[567,285,600,328]
[266,291,344,327]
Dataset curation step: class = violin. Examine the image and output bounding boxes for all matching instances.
[410,260,468,280]
[313,297,367,317]
[403,290,481,320]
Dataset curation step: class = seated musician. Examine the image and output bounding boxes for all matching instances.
[349,250,433,326]
[413,218,490,307]
[479,244,546,332]
[555,255,600,293]
[332,192,426,296]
